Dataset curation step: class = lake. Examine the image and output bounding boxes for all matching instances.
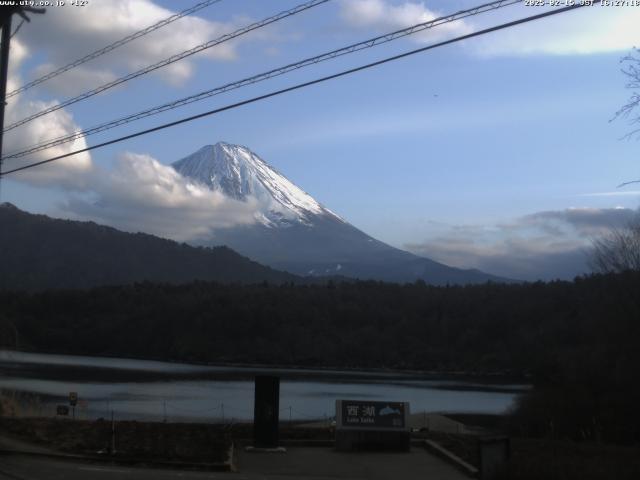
[0,350,527,422]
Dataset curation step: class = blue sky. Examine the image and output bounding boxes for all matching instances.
[2,0,639,280]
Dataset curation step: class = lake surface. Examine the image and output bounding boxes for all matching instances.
[0,350,527,422]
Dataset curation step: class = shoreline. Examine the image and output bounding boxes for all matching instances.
[0,348,530,386]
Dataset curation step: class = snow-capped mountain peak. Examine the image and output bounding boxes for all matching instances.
[168,142,509,285]
[171,142,342,227]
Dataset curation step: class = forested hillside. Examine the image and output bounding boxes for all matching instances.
[0,203,298,289]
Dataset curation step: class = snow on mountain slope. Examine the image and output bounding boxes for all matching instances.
[172,142,343,227]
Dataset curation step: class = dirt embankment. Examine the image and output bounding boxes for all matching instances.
[0,417,335,462]
[0,417,232,462]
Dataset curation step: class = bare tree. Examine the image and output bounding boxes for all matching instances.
[593,49,640,270]
[591,216,640,273]
[612,48,640,190]
[613,47,640,139]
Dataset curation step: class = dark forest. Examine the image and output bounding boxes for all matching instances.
[2,271,639,443]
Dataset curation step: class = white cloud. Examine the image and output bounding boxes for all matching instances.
[339,0,472,42]
[405,207,639,281]
[580,190,640,197]
[17,0,247,95]
[2,0,262,186]
[31,64,118,97]
[3,39,94,189]
[60,152,258,242]
[339,1,639,56]
[4,100,94,189]
[471,6,640,57]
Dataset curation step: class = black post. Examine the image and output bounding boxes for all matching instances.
[253,375,280,448]
[0,13,12,170]
[111,410,116,454]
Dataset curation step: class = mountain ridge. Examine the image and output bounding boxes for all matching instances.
[0,202,300,291]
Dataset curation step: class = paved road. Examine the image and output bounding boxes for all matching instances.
[0,447,469,480]
[238,446,469,480]
[0,454,235,480]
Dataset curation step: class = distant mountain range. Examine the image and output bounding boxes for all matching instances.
[172,142,511,285]
[0,202,298,291]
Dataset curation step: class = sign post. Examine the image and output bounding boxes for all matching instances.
[56,405,69,416]
[69,392,78,420]
[335,399,410,451]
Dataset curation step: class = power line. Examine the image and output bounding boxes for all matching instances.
[6,0,225,99]
[3,0,519,159]
[2,0,521,161]
[10,19,25,39]
[0,3,592,178]
[617,180,640,188]
[2,0,330,133]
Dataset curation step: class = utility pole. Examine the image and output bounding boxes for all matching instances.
[0,12,12,171]
[0,6,45,181]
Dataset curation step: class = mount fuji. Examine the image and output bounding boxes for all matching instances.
[172,142,509,284]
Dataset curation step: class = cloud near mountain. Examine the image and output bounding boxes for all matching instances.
[59,152,259,242]
[405,207,640,281]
